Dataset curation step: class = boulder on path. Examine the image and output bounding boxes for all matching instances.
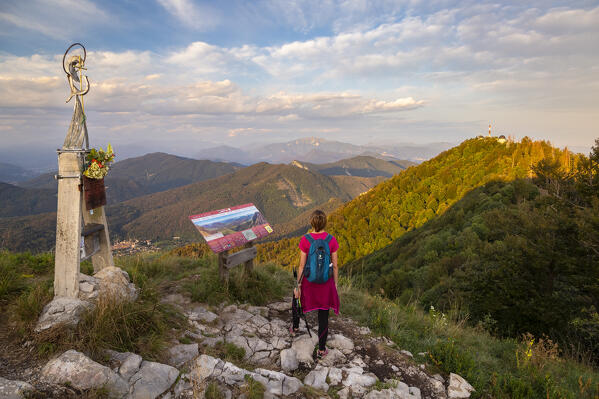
[35,297,92,332]
[94,266,138,302]
[291,334,318,365]
[318,348,347,367]
[328,334,355,355]
[167,343,199,368]
[280,348,299,372]
[193,354,303,397]
[448,373,475,398]
[268,301,291,312]
[304,365,329,391]
[128,360,179,399]
[0,376,34,399]
[40,350,128,397]
[187,305,218,323]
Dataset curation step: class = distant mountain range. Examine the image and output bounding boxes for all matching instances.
[0,153,406,251]
[14,153,240,206]
[290,156,416,177]
[196,137,453,164]
[0,162,38,184]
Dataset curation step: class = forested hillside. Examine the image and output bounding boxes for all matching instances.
[256,138,588,267]
[291,155,414,177]
[258,137,599,361]
[1,161,386,251]
[16,153,240,205]
[328,137,585,265]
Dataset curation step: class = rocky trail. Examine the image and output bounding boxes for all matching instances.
[0,267,474,398]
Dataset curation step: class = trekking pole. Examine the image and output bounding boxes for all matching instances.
[293,267,312,337]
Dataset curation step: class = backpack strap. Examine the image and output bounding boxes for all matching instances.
[305,234,315,244]
[324,234,333,244]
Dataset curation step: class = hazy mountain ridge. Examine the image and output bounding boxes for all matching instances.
[0,182,57,218]
[290,155,415,177]
[0,162,38,183]
[12,153,240,209]
[0,160,390,251]
[196,137,453,164]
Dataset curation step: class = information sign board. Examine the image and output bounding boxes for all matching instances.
[189,203,273,253]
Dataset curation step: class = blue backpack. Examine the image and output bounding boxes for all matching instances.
[303,233,333,284]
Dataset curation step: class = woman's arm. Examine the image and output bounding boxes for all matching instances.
[298,251,307,283]
[332,251,338,285]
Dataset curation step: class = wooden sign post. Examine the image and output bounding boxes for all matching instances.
[218,241,257,281]
[54,44,114,298]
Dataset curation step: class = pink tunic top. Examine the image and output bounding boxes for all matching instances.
[299,232,340,314]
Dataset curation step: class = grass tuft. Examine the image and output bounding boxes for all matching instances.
[241,375,265,399]
[183,262,293,306]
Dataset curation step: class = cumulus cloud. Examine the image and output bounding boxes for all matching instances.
[1,1,598,151]
[0,50,423,120]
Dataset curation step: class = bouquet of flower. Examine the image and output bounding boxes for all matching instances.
[83,144,115,179]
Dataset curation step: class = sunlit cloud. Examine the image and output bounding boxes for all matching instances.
[0,0,598,161]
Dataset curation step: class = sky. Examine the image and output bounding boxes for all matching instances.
[1,0,598,167]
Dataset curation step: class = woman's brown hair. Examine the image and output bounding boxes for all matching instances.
[310,210,327,232]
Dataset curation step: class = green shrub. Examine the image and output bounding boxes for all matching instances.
[184,263,292,306]
[0,250,53,301]
[241,375,265,399]
[14,281,53,324]
[429,338,476,384]
[223,342,246,363]
[205,382,225,399]
[35,293,186,362]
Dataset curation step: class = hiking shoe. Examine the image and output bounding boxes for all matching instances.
[289,327,299,337]
[317,348,329,358]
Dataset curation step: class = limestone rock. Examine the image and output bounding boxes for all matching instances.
[128,360,179,399]
[304,365,329,391]
[291,334,318,365]
[328,367,343,386]
[187,306,218,323]
[193,354,303,397]
[358,326,371,335]
[255,368,302,396]
[93,266,138,301]
[400,350,414,358]
[0,376,34,399]
[201,336,224,348]
[221,307,253,330]
[35,297,92,332]
[247,305,269,317]
[338,386,351,399]
[268,301,291,312]
[280,348,299,372]
[118,353,142,381]
[40,350,128,397]
[448,373,475,398]
[365,389,399,399]
[167,343,199,368]
[318,348,346,367]
[409,386,422,399]
[328,334,354,354]
[343,371,377,394]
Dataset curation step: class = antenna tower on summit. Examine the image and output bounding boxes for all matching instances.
[488,124,492,137]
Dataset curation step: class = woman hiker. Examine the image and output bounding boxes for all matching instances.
[291,209,340,358]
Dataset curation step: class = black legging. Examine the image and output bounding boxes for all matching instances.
[292,297,329,351]
[317,309,329,351]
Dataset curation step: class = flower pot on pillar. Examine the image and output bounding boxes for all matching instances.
[82,176,106,210]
